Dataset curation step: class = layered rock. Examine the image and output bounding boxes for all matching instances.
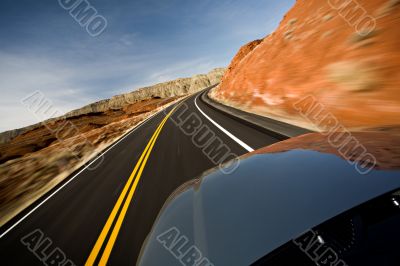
[65,68,225,117]
[0,68,225,144]
[211,0,400,131]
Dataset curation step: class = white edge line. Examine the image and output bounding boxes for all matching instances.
[0,105,169,239]
[194,94,254,152]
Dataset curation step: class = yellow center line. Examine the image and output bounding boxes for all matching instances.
[85,107,176,266]
[85,118,164,265]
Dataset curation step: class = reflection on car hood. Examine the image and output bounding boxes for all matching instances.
[138,150,400,266]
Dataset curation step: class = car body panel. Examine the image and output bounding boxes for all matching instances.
[138,150,400,266]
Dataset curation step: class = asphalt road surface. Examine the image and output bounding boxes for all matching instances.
[0,87,281,265]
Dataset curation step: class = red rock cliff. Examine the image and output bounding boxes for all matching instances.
[211,0,400,131]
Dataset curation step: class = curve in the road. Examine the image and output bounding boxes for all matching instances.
[194,94,254,152]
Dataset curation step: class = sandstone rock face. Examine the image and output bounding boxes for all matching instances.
[223,39,263,79]
[211,0,400,131]
[0,68,225,144]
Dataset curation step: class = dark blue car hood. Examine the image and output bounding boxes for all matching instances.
[138,150,400,266]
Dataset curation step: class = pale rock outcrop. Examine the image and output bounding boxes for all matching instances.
[65,68,225,117]
[0,68,225,144]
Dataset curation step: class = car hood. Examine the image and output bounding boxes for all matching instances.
[138,150,400,266]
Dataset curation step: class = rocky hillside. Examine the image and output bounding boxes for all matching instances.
[0,68,225,144]
[210,0,400,131]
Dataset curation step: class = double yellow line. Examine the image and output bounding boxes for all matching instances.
[85,107,176,266]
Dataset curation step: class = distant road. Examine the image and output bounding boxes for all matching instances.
[0,87,281,265]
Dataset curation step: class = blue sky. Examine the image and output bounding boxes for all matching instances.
[0,0,294,132]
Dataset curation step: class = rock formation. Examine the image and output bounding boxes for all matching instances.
[65,68,225,117]
[210,0,400,131]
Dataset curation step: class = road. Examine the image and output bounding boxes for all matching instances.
[0,87,281,265]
